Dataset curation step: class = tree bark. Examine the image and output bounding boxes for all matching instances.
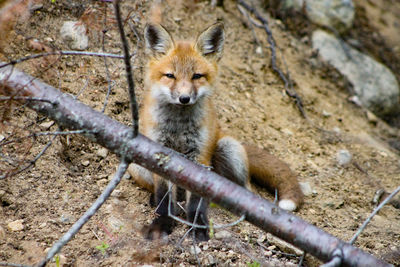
[0,64,391,267]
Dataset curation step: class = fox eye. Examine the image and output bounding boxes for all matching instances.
[192,73,204,80]
[164,73,175,79]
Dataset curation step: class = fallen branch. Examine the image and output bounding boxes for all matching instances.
[0,64,390,267]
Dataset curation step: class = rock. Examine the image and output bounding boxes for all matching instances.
[306,0,354,33]
[215,230,232,239]
[60,214,74,224]
[60,21,89,50]
[96,147,108,158]
[336,149,352,166]
[81,160,90,167]
[281,0,304,11]
[39,121,54,130]
[8,220,24,231]
[108,216,124,231]
[111,189,122,198]
[312,30,400,117]
[322,110,332,117]
[366,110,378,125]
[299,182,313,196]
[264,250,273,257]
[189,245,201,255]
[0,134,5,142]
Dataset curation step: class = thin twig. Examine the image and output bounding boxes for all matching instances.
[349,185,400,245]
[298,252,306,267]
[113,0,139,137]
[0,130,90,147]
[169,211,245,229]
[0,134,57,179]
[237,0,306,118]
[37,159,129,267]
[0,51,123,69]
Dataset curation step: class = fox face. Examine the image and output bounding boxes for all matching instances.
[144,23,225,106]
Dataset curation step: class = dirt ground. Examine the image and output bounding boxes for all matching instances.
[1,0,400,266]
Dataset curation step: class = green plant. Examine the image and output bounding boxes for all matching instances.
[54,254,60,267]
[209,219,214,239]
[246,261,261,267]
[95,242,110,255]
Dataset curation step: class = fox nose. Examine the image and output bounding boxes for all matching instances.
[179,94,191,104]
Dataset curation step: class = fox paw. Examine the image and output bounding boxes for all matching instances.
[142,216,174,241]
[278,199,297,211]
[193,229,209,242]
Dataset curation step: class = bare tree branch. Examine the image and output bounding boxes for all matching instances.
[0,64,391,267]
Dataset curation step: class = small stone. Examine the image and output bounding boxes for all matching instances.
[257,234,266,243]
[60,21,89,50]
[96,148,108,158]
[201,244,209,250]
[60,214,74,224]
[332,127,341,134]
[39,121,54,130]
[264,250,273,257]
[96,179,107,187]
[111,189,122,198]
[108,216,124,231]
[255,46,263,54]
[322,110,332,117]
[81,160,90,167]
[190,245,201,255]
[207,255,215,265]
[267,245,276,251]
[0,134,5,142]
[281,128,293,136]
[30,3,43,11]
[44,37,53,42]
[366,110,378,124]
[299,182,313,196]
[348,95,362,106]
[8,220,24,231]
[336,149,352,166]
[215,230,231,239]
[39,222,47,228]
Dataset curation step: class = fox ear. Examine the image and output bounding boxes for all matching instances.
[195,22,225,61]
[144,23,174,57]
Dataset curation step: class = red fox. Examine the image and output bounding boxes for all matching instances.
[128,22,304,241]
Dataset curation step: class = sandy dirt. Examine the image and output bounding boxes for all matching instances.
[0,0,399,266]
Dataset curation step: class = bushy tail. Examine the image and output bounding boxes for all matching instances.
[244,144,304,211]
